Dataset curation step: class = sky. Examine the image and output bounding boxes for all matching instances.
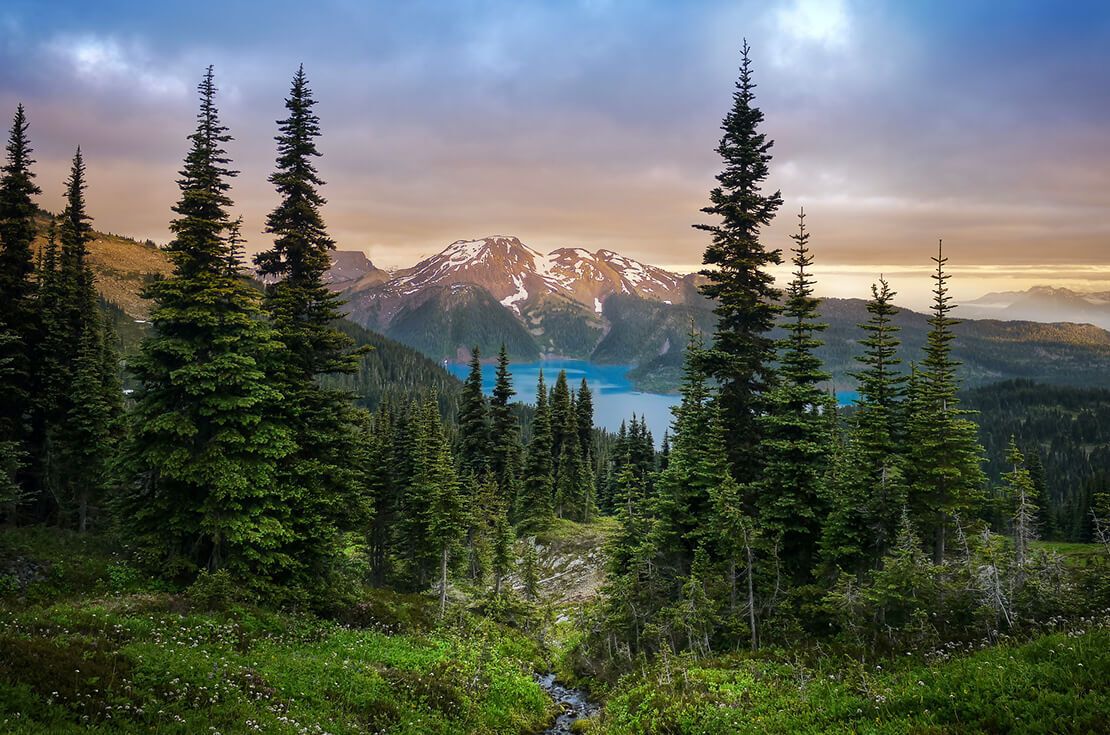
[2,0,1108,308]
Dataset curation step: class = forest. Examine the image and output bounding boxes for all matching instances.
[1,45,1108,735]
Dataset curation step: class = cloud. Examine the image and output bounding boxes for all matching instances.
[45,34,187,98]
[775,0,850,47]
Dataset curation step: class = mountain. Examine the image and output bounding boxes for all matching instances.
[336,235,696,318]
[957,286,1110,330]
[330,236,1110,394]
[333,235,702,361]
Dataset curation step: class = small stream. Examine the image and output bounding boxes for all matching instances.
[536,673,600,733]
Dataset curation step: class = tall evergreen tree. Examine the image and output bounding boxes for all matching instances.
[696,42,783,480]
[1024,447,1054,538]
[516,371,554,530]
[756,211,835,581]
[907,243,987,562]
[576,377,594,461]
[393,399,436,589]
[490,492,515,596]
[363,406,397,586]
[550,369,573,478]
[554,401,593,522]
[254,65,362,581]
[821,278,908,574]
[651,333,726,578]
[0,105,41,516]
[120,68,296,585]
[458,346,491,475]
[489,343,522,502]
[416,397,466,615]
[46,150,122,531]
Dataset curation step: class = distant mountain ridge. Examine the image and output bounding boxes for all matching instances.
[51,217,1110,396]
[958,286,1110,330]
[328,238,1110,393]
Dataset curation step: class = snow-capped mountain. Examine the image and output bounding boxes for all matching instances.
[353,235,695,314]
[326,235,706,364]
[330,235,700,326]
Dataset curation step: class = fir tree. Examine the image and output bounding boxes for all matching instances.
[0,104,41,513]
[907,242,986,562]
[822,278,908,574]
[695,42,783,480]
[0,326,25,510]
[651,333,727,578]
[490,487,515,596]
[576,377,594,460]
[1024,448,1053,539]
[489,343,523,502]
[711,471,759,649]
[416,398,466,615]
[363,406,397,585]
[458,346,491,475]
[393,399,435,589]
[47,150,122,531]
[120,68,296,586]
[550,369,573,478]
[1003,437,1039,573]
[520,536,540,601]
[516,371,554,530]
[0,105,39,333]
[254,65,362,582]
[756,211,835,581]
[554,401,592,521]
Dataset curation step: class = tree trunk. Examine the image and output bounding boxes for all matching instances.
[439,546,448,617]
[933,515,946,564]
[746,537,758,652]
[729,558,737,618]
[78,488,88,534]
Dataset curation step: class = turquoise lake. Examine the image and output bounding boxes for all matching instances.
[446,359,858,442]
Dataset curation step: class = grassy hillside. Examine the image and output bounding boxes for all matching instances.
[32,211,172,320]
[0,528,552,735]
[590,624,1109,734]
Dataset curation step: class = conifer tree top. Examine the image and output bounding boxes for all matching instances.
[257,64,333,281]
[168,66,237,276]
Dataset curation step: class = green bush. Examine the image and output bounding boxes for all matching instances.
[185,569,240,611]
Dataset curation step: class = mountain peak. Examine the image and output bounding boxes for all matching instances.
[336,236,698,322]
